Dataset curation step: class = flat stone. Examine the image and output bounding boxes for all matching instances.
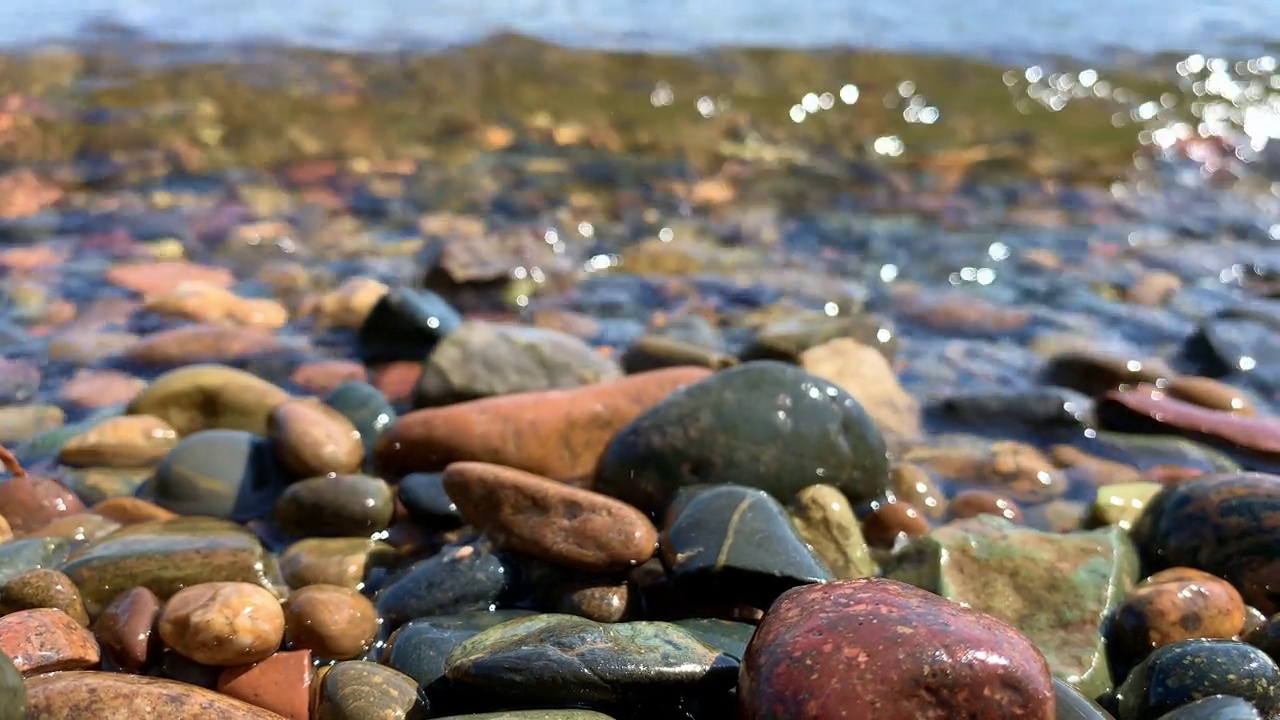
[375,366,711,485]
[124,324,281,366]
[883,515,1138,698]
[440,614,737,715]
[443,461,657,573]
[413,321,621,408]
[0,607,100,674]
[60,517,287,616]
[739,578,1055,719]
[58,415,179,469]
[127,364,291,436]
[596,361,890,516]
[24,670,288,718]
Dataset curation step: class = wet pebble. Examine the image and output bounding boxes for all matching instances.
[93,586,161,672]
[24,670,286,718]
[314,660,424,720]
[273,473,394,538]
[157,581,285,666]
[267,398,363,480]
[0,607,100,674]
[443,461,657,573]
[283,584,378,660]
[0,568,89,626]
[216,649,311,720]
[738,578,1055,719]
[58,415,178,469]
[1114,639,1280,720]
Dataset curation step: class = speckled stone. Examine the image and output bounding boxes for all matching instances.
[739,578,1055,719]
[1113,639,1280,720]
[883,515,1137,699]
[314,660,424,720]
[0,607,101,674]
[158,582,285,666]
[24,671,287,719]
[283,584,378,660]
[0,568,89,626]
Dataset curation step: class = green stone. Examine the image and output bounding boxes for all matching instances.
[274,473,395,537]
[1088,482,1162,531]
[444,614,737,711]
[0,651,25,720]
[60,517,286,615]
[883,515,1138,699]
[126,364,291,436]
[595,360,890,516]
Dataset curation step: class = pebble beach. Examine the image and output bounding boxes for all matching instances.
[0,8,1279,720]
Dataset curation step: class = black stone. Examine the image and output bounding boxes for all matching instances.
[434,614,738,719]
[398,472,464,530]
[1114,640,1280,720]
[672,618,758,662]
[595,360,890,517]
[381,610,537,687]
[356,287,462,365]
[1053,677,1114,720]
[148,429,290,522]
[659,484,833,609]
[375,540,516,629]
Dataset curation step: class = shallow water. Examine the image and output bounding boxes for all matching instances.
[5,0,1280,59]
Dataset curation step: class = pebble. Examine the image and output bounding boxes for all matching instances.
[124,324,281,366]
[799,337,922,441]
[1108,567,1246,680]
[313,660,424,719]
[58,369,147,409]
[788,483,878,580]
[24,670,288,718]
[738,578,1055,719]
[93,586,161,672]
[61,517,287,616]
[375,366,711,484]
[58,415,179,468]
[106,261,235,296]
[883,516,1138,698]
[414,321,622,407]
[443,461,657,573]
[127,364,291,436]
[267,399,363,480]
[289,360,368,395]
[860,497,930,548]
[151,429,290,521]
[0,568,89,626]
[158,581,286,666]
[438,613,737,716]
[273,473,394,537]
[278,537,395,591]
[595,361,890,516]
[356,287,462,365]
[283,584,379,660]
[0,607,101,674]
[661,484,833,609]
[1113,639,1280,720]
[216,649,312,720]
[1131,473,1280,614]
[375,539,514,629]
[381,610,537,688]
[949,489,1024,523]
[0,473,86,534]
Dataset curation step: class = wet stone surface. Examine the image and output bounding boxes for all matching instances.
[1,24,1280,720]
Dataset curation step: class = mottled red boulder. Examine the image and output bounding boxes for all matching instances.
[739,578,1055,720]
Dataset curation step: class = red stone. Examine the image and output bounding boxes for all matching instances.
[739,578,1055,720]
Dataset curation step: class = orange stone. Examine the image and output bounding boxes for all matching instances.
[375,366,712,485]
[125,324,280,365]
[106,261,235,296]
